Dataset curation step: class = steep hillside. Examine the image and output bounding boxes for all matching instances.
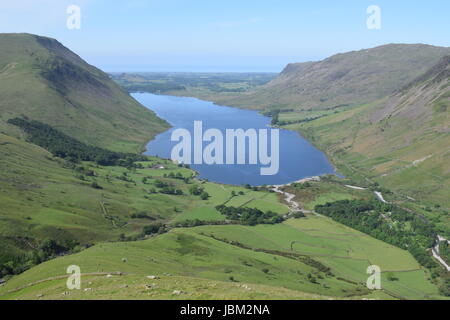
[0,222,442,300]
[0,33,168,153]
[292,56,450,231]
[219,44,450,111]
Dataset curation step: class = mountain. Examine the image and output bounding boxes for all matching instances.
[0,33,171,277]
[0,33,169,153]
[0,36,448,299]
[220,44,450,111]
[296,55,450,219]
[369,55,450,126]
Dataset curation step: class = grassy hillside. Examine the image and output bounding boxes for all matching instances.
[0,128,290,275]
[1,130,444,299]
[1,128,443,299]
[110,72,276,98]
[0,33,168,153]
[109,45,450,232]
[0,33,173,279]
[283,56,450,234]
[190,44,450,111]
[1,35,447,300]
[0,217,443,300]
[0,33,296,300]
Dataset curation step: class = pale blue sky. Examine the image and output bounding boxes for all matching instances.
[1,0,450,72]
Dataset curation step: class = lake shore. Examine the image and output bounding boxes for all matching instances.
[134,93,336,186]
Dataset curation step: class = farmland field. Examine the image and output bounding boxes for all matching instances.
[1,215,443,300]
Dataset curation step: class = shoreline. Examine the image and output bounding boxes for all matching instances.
[269,175,322,188]
[134,92,339,188]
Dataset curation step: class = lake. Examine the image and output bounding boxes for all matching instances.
[133,93,336,186]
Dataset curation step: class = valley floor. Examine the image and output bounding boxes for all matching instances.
[1,172,446,300]
[1,89,448,300]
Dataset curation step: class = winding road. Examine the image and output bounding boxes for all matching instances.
[344,185,450,271]
[432,236,450,271]
[269,177,319,217]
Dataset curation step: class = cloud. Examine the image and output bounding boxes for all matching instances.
[213,17,261,28]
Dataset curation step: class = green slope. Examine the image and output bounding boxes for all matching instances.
[0,219,443,300]
[0,33,169,153]
[289,56,450,233]
[0,130,443,299]
[197,44,450,111]
[0,32,171,278]
[0,128,290,272]
[0,34,292,291]
[1,35,448,300]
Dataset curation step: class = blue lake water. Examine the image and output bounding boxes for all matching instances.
[133,93,336,186]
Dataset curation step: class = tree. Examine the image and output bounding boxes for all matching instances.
[189,185,204,196]
[200,192,210,200]
[143,224,164,235]
[292,211,305,219]
[7,118,145,167]
[90,181,102,189]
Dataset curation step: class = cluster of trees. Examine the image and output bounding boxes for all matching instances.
[231,190,245,197]
[264,109,326,127]
[118,171,135,183]
[164,171,191,184]
[215,205,284,226]
[171,219,230,228]
[439,241,450,265]
[270,111,280,126]
[189,185,210,200]
[142,223,166,236]
[440,279,450,297]
[153,179,183,195]
[0,238,83,278]
[160,186,183,195]
[262,108,293,118]
[278,116,325,126]
[315,199,437,268]
[130,211,156,220]
[291,211,306,219]
[243,184,269,192]
[291,182,312,189]
[8,118,144,166]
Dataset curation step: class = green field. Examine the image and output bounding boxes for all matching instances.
[110,72,276,103]
[190,217,441,300]
[1,215,443,300]
[285,102,450,237]
[1,132,444,300]
[1,35,448,300]
[282,178,373,211]
[0,130,289,276]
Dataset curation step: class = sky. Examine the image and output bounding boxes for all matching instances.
[1,0,450,72]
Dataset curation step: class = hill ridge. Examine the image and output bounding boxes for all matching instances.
[0,33,169,153]
[220,43,450,111]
